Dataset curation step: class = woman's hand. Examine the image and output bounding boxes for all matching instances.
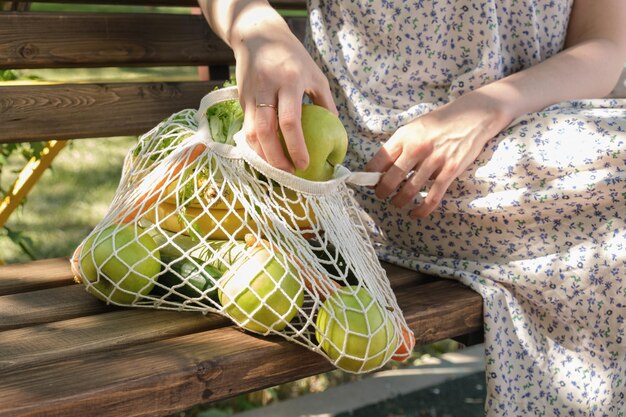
[366,92,512,219]
[199,0,336,173]
[200,0,336,172]
[230,12,336,173]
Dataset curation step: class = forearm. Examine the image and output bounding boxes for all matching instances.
[468,0,626,128]
[197,0,289,51]
[471,39,625,127]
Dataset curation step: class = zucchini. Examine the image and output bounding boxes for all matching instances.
[307,239,358,286]
[152,255,222,303]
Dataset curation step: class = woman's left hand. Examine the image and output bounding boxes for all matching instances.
[365,92,512,219]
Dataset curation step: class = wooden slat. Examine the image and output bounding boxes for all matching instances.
[0,260,437,329]
[0,13,232,69]
[0,13,306,69]
[18,0,307,8]
[0,81,219,143]
[0,257,73,295]
[395,280,483,345]
[0,284,111,331]
[0,309,229,373]
[0,260,443,372]
[0,279,481,417]
[0,258,431,295]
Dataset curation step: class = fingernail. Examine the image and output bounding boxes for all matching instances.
[295,159,308,170]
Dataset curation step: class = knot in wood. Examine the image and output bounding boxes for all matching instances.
[195,360,219,382]
[18,43,39,59]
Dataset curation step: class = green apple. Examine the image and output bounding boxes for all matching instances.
[280,104,348,182]
[80,224,161,304]
[315,286,397,373]
[218,246,304,334]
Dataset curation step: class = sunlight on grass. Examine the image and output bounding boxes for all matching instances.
[16,67,201,83]
[0,137,136,263]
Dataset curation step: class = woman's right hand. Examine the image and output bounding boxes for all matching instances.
[227,3,337,173]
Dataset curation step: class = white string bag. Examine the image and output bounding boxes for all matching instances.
[71,86,415,373]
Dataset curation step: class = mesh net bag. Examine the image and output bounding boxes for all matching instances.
[71,86,415,373]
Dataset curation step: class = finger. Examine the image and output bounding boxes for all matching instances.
[242,100,265,159]
[255,97,294,173]
[410,168,457,218]
[306,77,338,115]
[391,160,438,208]
[365,135,403,173]
[374,151,420,200]
[277,88,308,170]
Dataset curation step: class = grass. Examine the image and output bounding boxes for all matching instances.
[0,136,137,263]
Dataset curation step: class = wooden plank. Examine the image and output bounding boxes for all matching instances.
[17,0,307,8]
[0,284,111,331]
[0,309,229,373]
[0,257,432,297]
[0,13,305,69]
[395,280,483,345]
[0,13,233,69]
[0,259,435,329]
[0,263,441,372]
[0,279,481,417]
[0,81,219,143]
[0,257,74,295]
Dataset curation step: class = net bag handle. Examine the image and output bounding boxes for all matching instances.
[195,86,383,189]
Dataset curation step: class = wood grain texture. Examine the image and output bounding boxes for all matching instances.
[0,257,74,295]
[0,13,232,69]
[0,279,481,417]
[0,230,478,415]
[0,13,306,69]
[395,280,483,345]
[0,284,111,331]
[0,81,219,143]
[0,257,434,295]
[0,326,332,417]
[14,0,307,8]
[0,309,230,373]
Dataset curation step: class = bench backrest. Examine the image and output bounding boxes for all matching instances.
[0,0,307,144]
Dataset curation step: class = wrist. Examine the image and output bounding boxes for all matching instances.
[453,89,516,138]
[229,4,288,52]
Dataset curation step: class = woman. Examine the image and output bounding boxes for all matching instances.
[199,0,626,415]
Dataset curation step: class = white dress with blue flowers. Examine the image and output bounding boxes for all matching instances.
[305,0,626,415]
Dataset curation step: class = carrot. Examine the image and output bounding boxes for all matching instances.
[70,243,83,284]
[391,325,416,362]
[117,143,206,224]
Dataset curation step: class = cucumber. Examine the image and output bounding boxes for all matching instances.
[307,239,358,285]
[145,223,246,271]
[152,255,222,303]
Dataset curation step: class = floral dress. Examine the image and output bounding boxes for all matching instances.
[305,1,626,416]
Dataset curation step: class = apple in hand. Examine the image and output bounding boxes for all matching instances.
[79,224,161,304]
[315,285,397,373]
[281,104,348,182]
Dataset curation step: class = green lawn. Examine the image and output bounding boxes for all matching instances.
[1,136,137,263]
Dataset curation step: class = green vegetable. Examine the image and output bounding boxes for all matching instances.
[152,255,222,303]
[207,99,244,145]
[307,239,358,285]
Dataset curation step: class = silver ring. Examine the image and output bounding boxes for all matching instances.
[256,103,278,110]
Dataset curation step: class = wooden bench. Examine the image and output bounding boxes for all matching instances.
[0,2,483,416]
